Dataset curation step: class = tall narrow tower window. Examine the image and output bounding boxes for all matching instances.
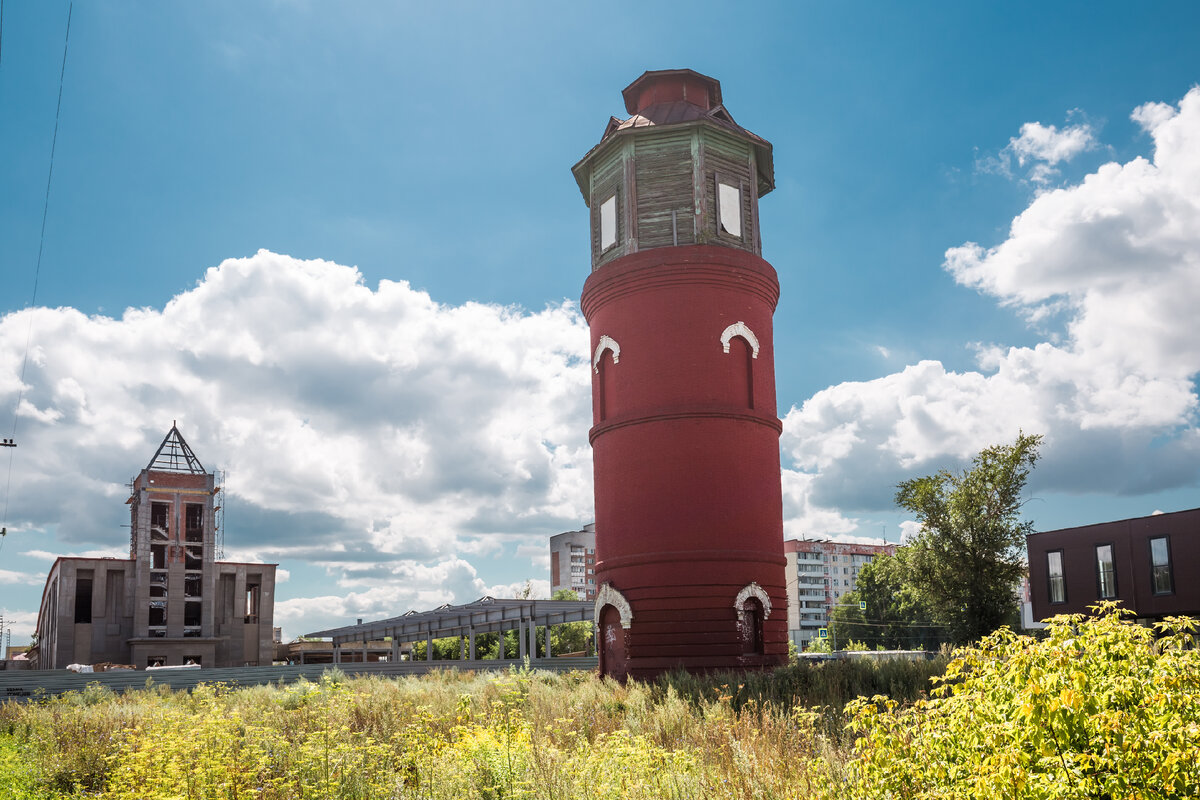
[600,195,618,251]
[717,181,742,238]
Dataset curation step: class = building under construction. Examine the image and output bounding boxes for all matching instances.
[30,425,277,669]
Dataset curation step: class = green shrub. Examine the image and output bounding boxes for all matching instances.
[842,603,1200,798]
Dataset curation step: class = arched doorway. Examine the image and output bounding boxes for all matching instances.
[599,604,628,680]
[739,597,764,655]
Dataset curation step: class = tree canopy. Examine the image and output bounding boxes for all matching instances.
[895,432,1042,644]
[830,550,949,651]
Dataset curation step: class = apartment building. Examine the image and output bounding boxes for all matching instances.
[549,525,596,601]
[783,538,897,648]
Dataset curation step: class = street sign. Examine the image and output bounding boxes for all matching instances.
[859,601,866,610]
[818,628,828,639]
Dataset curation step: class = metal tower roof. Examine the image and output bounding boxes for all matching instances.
[146,423,206,474]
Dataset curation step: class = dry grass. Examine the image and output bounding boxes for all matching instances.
[0,658,943,798]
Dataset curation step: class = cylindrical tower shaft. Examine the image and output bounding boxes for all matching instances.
[574,70,788,679]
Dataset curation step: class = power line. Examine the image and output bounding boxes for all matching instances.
[1,1,74,552]
[828,612,951,630]
[832,619,950,630]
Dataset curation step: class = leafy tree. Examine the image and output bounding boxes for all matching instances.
[549,589,593,655]
[895,432,1041,644]
[829,595,869,649]
[841,552,949,651]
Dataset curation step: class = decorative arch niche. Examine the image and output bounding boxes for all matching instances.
[720,321,759,359]
[735,582,770,657]
[594,583,633,629]
[592,335,621,374]
[733,581,772,618]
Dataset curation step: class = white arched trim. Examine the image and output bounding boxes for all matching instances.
[593,335,621,374]
[595,583,633,629]
[720,321,759,359]
[734,582,772,619]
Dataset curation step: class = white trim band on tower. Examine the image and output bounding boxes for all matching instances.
[594,583,633,629]
[734,582,772,618]
[720,321,759,358]
[593,335,621,374]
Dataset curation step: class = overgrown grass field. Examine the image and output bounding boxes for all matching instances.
[1,607,1196,799]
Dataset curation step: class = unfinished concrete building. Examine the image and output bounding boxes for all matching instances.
[31,425,277,669]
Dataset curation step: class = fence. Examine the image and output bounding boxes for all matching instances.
[0,656,598,703]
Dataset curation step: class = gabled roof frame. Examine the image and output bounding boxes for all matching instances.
[146,422,206,474]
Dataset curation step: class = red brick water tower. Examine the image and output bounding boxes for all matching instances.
[573,70,788,679]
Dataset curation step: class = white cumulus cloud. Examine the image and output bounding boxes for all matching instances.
[1009,120,1096,167]
[0,251,594,637]
[782,88,1200,528]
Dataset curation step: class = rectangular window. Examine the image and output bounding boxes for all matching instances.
[245,582,260,624]
[1149,536,1173,595]
[150,502,169,534]
[1096,544,1117,599]
[599,195,617,251]
[74,576,93,623]
[1047,550,1065,604]
[185,503,204,543]
[717,181,742,238]
[148,601,167,627]
[184,545,203,570]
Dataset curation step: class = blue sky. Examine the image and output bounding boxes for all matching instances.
[2,1,1199,641]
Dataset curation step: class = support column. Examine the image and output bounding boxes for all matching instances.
[518,619,526,659]
[334,643,341,665]
[361,641,367,663]
[391,636,400,663]
[528,620,537,660]
[459,635,465,660]
[469,627,476,660]
[546,623,553,658]
[426,632,433,661]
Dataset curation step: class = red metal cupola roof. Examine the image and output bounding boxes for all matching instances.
[574,68,774,201]
[621,69,722,114]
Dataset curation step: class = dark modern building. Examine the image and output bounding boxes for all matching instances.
[574,69,788,679]
[31,425,277,669]
[1027,507,1199,623]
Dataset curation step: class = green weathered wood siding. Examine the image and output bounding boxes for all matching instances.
[590,145,627,270]
[582,123,764,269]
[699,129,756,255]
[633,129,695,250]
